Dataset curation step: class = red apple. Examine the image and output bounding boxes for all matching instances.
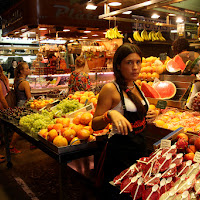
[176,138,188,149]
[177,133,188,142]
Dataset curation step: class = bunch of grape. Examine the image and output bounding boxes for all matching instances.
[19,110,55,137]
[51,99,83,117]
[191,92,200,111]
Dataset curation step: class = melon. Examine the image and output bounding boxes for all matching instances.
[166,59,182,73]
[173,55,186,71]
[153,81,176,99]
[141,82,161,98]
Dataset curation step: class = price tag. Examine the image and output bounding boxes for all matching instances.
[156,100,167,109]
[194,152,200,163]
[161,139,171,149]
[159,53,167,61]
[86,104,92,111]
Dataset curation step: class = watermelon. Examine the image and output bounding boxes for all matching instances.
[153,81,176,99]
[173,55,186,71]
[141,82,161,98]
[166,60,182,73]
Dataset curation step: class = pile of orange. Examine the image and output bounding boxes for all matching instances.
[29,99,54,110]
[38,111,96,147]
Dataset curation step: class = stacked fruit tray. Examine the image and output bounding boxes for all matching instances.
[110,130,200,200]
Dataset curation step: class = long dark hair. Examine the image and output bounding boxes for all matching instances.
[0,65,8,86]
[113,43,146,120]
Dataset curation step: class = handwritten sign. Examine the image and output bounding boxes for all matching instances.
[161,139,171,149]
[156,100,167,109]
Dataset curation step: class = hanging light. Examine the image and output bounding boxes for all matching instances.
[108,2,122,6]
[86,1,97,10]
[176,17,184,23]
[151,13,160,19]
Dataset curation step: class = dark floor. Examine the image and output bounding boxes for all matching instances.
[0,138,101,200]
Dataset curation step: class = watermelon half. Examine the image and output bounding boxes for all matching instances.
[153,81,176,99]
[173,55,186,71]
[141,82,161,98]
[166,59,182,73]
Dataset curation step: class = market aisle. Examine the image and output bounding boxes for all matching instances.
[0,138,98,200]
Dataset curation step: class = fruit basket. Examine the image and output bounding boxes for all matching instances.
[38,134,97,154]
[147,75,196,109]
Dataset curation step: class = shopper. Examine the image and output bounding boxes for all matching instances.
[92,43,157,198]
[68,55,91,93]
[8,60,17,79]
[14,62,31,107]
[9,62,32,153]
[172,37,200,74]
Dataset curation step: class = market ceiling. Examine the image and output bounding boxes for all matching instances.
[1,0,199,40]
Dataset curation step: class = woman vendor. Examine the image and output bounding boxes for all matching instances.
[92,43,157,197]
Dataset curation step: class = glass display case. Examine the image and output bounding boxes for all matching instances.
[27,72,115,96]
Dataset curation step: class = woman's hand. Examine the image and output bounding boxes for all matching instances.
[109,110,133,135]
[146,109,157,124]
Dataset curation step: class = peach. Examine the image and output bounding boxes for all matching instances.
[63,128,76,142]
[47,129,58,142]
[53,135,68,147]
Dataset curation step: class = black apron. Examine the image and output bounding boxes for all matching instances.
[103,82,149,183]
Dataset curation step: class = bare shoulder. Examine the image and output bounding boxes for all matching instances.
[100,82,117,94]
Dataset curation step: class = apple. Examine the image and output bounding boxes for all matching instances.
[176,138,188,149]
[189,135,198,145]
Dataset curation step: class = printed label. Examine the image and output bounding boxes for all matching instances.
[161,139,171,149]
[194,152,200,163]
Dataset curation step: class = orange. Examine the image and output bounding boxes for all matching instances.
[77,129,91,140]
[177,133,189,142]
[83,126,93,134]
[48,124,54,132]
[47,129,58,142]
[53,123,63,131]
[53,135,68,147]
[63,128,76,142]
[71,124,83,133]
[62,118,70,127]
[79,113,93,125]
[56,118,64,124]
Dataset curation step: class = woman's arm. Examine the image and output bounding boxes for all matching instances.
[0,85,9,109]
[92,83,132,135]
[22,81,32,100]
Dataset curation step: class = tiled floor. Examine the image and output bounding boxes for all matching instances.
[0,138,99,200]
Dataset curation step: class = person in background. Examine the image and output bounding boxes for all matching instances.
[0,65,21,155]
[48,53,57,68]
[172,37,200,74]
[92,43,157,198]
[8,60,17,79]
[68,55,90,94]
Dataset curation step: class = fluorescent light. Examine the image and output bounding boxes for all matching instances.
[197,23,199,26]
[84,30,91,33]
[39,28,47,30]
[168,13,176,16]
[21,29,27,32]
[171,30,177,33]
[191,17,197,20]
[151,13,160,19]
[69,40,74,42]
[108,2,121,6]
[63,29,70,32]
[15,31,20,34]
[82,37,88,39]
[92,34,98,36]
[176,17,184,23]
[122,11,132,14]
[103,32,107,34]
[86,1,97,10]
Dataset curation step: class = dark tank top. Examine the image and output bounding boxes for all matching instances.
[14,78,27,102]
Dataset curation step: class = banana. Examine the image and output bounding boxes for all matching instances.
[113,27,124,39]
[133,31,144,42]
[105,27,124,39]
[156,31,166,41]
[141,30,149,41]
[149,31,153,40]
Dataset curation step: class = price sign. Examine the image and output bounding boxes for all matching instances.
[161,139,171,149]
[86,104,92,111]
[159,53,167,61]
[156,100,167,109]
[194,152,200,163]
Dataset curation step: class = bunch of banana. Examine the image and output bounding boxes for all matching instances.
[133,31,144,42]
[156,31,166,41]
[141,30,150,41]
[149,31,159,41]
[105,27,124,39]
